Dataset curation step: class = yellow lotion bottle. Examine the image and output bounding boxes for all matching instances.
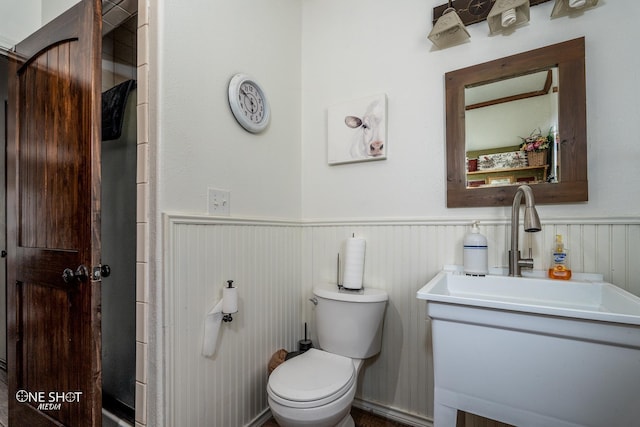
[548,234,572,280]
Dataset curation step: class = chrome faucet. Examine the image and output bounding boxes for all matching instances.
[509,185,542,276]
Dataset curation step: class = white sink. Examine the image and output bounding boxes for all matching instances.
[417,267,640,427]
[417,267,640,326]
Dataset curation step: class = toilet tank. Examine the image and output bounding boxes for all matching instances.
[312,283,388,359]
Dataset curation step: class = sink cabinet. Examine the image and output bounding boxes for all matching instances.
[417,269,640,427]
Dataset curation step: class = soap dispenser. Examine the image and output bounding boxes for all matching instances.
[548,234,571,280]
[463,221,488,276]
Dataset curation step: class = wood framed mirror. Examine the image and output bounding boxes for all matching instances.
[445,37,587,207]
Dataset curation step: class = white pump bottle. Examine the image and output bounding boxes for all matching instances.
[463,221,488,276]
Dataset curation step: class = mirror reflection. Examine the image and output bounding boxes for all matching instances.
[464,68,560,189]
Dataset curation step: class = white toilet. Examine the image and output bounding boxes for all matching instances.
[267,283,388,427]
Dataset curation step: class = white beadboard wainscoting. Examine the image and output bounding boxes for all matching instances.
[164,214,640,427]
[164,215,304,427]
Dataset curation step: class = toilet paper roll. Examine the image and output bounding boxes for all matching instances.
[222,286,238,314]
[202,300,223,358]
[342,237,366,290]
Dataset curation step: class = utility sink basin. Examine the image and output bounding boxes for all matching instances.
[417,267,640,427]
[417,267,640,326]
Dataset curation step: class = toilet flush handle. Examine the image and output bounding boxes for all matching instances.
[309,297,318,306]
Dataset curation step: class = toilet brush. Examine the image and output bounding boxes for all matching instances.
[285,323,314,361]
[298,322,313,352]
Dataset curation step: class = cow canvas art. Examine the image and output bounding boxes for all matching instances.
[328,94,387,165]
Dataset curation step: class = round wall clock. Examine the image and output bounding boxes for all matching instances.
[228,73,271,133]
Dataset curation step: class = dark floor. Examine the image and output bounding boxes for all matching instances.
[262,406,515,427]
[261,406,411,427]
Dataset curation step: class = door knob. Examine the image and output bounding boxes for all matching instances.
[62,265,89,283]
[101,264,111,278]
[92,264,112,280]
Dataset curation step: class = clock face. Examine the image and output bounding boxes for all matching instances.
[239,82,266,124]
[228,74,270,133]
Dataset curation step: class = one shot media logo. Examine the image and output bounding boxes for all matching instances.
[15,389,82,411]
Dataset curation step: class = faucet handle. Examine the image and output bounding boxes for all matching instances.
[518,258,534,270]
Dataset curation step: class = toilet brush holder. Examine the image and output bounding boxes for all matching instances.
[285,323,314,360]
[298,339,313,352]
[299,322,312,352]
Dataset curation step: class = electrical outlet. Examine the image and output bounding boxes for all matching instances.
[208,188,231,216]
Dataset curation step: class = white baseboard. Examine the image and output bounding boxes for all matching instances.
[352,398,433,427]
[247,407,273,427]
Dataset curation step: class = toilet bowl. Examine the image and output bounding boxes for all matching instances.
[267,283,388,427]
[267,349,363,427]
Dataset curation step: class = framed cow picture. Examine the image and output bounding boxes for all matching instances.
[327,94,387,165]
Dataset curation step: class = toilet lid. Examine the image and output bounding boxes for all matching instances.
[268,349,355,403]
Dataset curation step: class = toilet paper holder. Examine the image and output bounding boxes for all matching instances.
[222,280,238,322]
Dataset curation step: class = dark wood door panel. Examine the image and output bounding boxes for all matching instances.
[7,1,103,426]
[14,281,80,425]
[17,42,85,251]
[15,248,79,290]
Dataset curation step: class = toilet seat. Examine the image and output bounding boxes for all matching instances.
[267,349,355,409]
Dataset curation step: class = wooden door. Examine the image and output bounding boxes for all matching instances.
[6,0,103,425]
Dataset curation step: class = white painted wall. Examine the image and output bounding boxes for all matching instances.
[0,0,40,49]
[41,0,78,27]
[300,0,640,221]
[0,0,78,49]
[145,2,640,426]
[156,0,302,219]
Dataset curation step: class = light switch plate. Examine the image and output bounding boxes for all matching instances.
[208,188,230,216]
